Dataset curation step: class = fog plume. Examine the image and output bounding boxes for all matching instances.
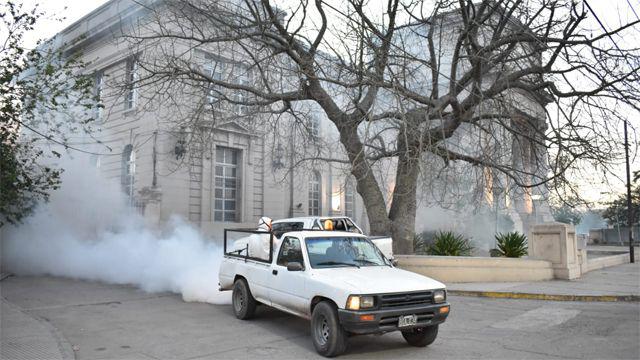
[415,206,518,254]
[2,155,230,305]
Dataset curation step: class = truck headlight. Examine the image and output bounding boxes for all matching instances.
[433,290,446,303]
[346,295,375,310]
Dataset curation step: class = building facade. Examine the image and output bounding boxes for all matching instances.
[53,0,551,243]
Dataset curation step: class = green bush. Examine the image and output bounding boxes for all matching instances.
[427,231,473,256]
[494,232,528,258]
[413,230,438,254]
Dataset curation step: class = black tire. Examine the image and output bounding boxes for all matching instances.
[311,302,348,357]
[401,325,438,347]
[232,278,257,320]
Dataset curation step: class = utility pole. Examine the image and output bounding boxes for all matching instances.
[288,131,295,218]
[624,119,635,263]
[584,0,635,262]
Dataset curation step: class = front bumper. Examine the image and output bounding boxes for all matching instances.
[338,303,450,335]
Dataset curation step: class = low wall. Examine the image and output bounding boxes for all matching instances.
[586,253,630,272]
[396,255,554,283]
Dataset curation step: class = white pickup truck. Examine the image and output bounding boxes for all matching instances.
[270,216,394,260]
[219,229,450,357]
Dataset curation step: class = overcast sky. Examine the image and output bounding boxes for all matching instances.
[16,0,640,204]
[21,0,640,47]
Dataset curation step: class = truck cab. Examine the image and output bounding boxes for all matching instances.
[219,230,449,357]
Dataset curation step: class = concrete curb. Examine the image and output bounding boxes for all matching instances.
[449,290,640,302]
[28,310,76,360]
[1,299,75,360]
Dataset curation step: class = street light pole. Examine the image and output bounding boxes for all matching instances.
[623,119,635,263]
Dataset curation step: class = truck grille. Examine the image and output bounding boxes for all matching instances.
[379,291,433,308]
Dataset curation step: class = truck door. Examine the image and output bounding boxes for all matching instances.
[269,236,307,314]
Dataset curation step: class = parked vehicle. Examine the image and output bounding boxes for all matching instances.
[219,230,450,357]
[271,216,394,260]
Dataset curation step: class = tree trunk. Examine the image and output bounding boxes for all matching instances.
[306,80,390,236]
[388,138,420,254]
[338,121,391,236]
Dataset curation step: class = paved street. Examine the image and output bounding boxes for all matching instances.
[1,276,638,360]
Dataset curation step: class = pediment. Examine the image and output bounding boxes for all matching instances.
[214,121,251,134]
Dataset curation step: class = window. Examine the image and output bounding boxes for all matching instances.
[214,147,240,222]
[271,222,304,238]
[277,237,304,268]
[344,218,362,233]
[231,64,251,115]
[308,171,321,216]
[344,180,355,218]
[309,113,320,138]
[125,58,138,110]
[204,55,224,105]
[94,71,103,121]
[121,144,135,199]
[232,92,248,115]
[90,155,101,169]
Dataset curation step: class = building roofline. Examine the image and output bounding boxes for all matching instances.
[55,0,120,39]
[47,0,157,53]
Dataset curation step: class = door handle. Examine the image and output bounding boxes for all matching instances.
[272,269,278,275]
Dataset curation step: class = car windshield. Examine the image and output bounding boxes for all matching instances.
[305,237,387,268]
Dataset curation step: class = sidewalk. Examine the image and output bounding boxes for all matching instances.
[0,298,73,360]
[447,261,640,302]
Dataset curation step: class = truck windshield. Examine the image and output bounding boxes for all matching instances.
[305,237,387,268]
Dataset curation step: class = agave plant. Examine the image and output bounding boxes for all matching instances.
[494,232,528,258]
[413,230,437,255]
[427,231,473,256]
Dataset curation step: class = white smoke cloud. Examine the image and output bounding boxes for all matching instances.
[2,154,231,305]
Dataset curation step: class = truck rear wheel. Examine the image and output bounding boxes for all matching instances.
[232,278,257,320]
[311,301,348,357]
[401,325,438,347]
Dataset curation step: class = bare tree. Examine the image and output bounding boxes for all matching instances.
[121,0,639,253]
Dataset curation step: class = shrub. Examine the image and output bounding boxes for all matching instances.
[413,230,438,254]
[427,231,473,256]
[489,248,502,257]
[494,232,528,258]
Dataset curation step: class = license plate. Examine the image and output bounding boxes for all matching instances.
[398,314,417,327]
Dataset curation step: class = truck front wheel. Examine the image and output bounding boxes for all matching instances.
[232,278,257,320]
[311,301,348,357]
[401,325,438,347]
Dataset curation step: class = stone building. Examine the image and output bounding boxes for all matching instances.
[51,0,368,239]
[51,0,552,241]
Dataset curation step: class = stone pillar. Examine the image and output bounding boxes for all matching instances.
[529,223,581,279]
[576,234,589,274]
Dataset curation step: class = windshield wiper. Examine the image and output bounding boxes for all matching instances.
[316,261,360,268]
[354,258,382,266]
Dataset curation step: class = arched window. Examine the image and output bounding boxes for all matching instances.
[121,144,135,199]
[344,180,355,218]
[308,171,321,216]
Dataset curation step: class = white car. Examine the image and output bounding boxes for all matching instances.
[219,230,450,357]
[270,216,394,260]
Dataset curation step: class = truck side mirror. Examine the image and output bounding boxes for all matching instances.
[391,259,398,267]
[287,262,304,271]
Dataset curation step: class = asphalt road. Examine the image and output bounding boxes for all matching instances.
[1,276,639,360]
